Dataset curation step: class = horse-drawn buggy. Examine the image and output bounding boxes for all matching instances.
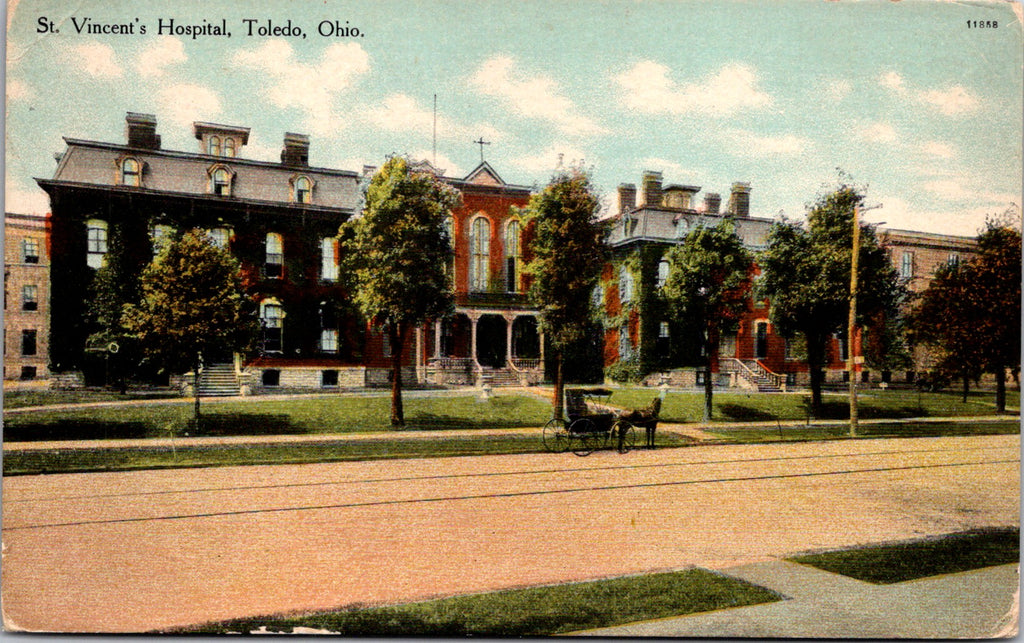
[542,388,661,456]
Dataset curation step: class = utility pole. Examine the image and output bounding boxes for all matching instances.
[848,205,861,437]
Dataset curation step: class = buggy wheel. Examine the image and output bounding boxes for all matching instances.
[615,421,638,454]
[569,419,597,456]
[542,419,568,453]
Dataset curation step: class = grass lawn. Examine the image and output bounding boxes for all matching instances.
[2,388,181,410]
[171,568,780,636]
[3,393,555,441]
[607,388,1019,424]
[704,419,1020,443]
[789,528,1020,584]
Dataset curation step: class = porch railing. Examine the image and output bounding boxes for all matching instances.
[510,358,542,371]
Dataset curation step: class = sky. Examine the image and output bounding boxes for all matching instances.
[6,0,1023,237]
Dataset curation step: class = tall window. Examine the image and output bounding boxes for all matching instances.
[209,135,221,156]
[21,329,37,356]
[619,324,632,360]
[444,216,455,284]
[619,265,633,303]
[470,217,490,292]
[591,283,604,309]
[657,259,670,289]
[22,285,38,311]
[321,237,338,281]
[948,252,960,267]
[260,300,283,353]
[121,158,141,186]
[86,219,108,269]
[212,168,231,196]
[224,138,236,157]
[265,233,283,278]
[900,251,915,278]
[207,227,230,249]
[505,219,522,293]
[21,238,39,264]
[294,176,312,204]
[151,224,175,255]
[319,303,338,353]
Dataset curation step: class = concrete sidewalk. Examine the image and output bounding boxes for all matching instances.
[578,561,1020,638]
[3,415,1017,453]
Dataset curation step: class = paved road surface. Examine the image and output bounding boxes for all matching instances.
[2,434,1019,633]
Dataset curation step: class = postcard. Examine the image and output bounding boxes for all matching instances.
[3,0,1021,636]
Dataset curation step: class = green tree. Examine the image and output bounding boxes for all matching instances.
[523,167,608,419]
[757,183,903,415]
[971,220,1021,412]
[122,229,257,428]
[663,220,754,422]
[908,262,983,400]
[339,156,461,427]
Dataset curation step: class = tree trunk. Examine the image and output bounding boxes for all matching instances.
[806,332,825,418]
[995,361,1006,414]
[703,335,715,423]
[553,351,564,421]
[390,323,407,427]
[192,354,202,432]
[961,371,970,403]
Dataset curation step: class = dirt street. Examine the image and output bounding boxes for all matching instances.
[2,434,1019,633]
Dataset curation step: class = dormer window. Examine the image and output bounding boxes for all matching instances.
[224,137,236,158]
[209,135,221,156]
[209,166,233,196]
[293,176,313,204]
[121,158,141,187]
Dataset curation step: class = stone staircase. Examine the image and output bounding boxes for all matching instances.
[197,363,241,397]
[480,367,520,387]
[739,360,784,393]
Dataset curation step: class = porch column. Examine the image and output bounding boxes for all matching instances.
[415,326,424,383]
[468,312,482,370]
[538,316,545,364]
[504,313,516,368]
[434,319,442,359]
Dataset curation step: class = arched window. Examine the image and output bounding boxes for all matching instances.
[657,259,670,289]
[86,219,108,269]
[321,237,338,281]
[294,176,312,204]
[224,137,235,158]
[470,217,490,292]
[211,167,231,196]
[121,158,141,186]
[265,233,283,278]
[505,219,522,293]
[260,299,284,353]
[208,135,221,156]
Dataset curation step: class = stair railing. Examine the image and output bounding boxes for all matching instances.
[753,360,787,391]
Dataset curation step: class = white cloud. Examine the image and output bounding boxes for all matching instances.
[877,196,1019,237]
[920,141,955,159]
[879,70,979,116]
[4,178,49,214]
[7,78,34,101]
[919,86,978,115]
[859,122,898,144]
[720,129,808,157]
[469,56,605,137]
[156,83,221,128]
[362,93,505,143]
[65,42,121,78]
[232,39,370,136]
[615,61,772,117]
[512,143,589,174]
[137,36,186,77]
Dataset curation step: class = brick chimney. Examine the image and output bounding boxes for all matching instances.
[125,112,160,150]
[729,182,751,217]
[618,183,636,214]
[704,192,721,214]
[640,171,663,207]
[281,132,310,167]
